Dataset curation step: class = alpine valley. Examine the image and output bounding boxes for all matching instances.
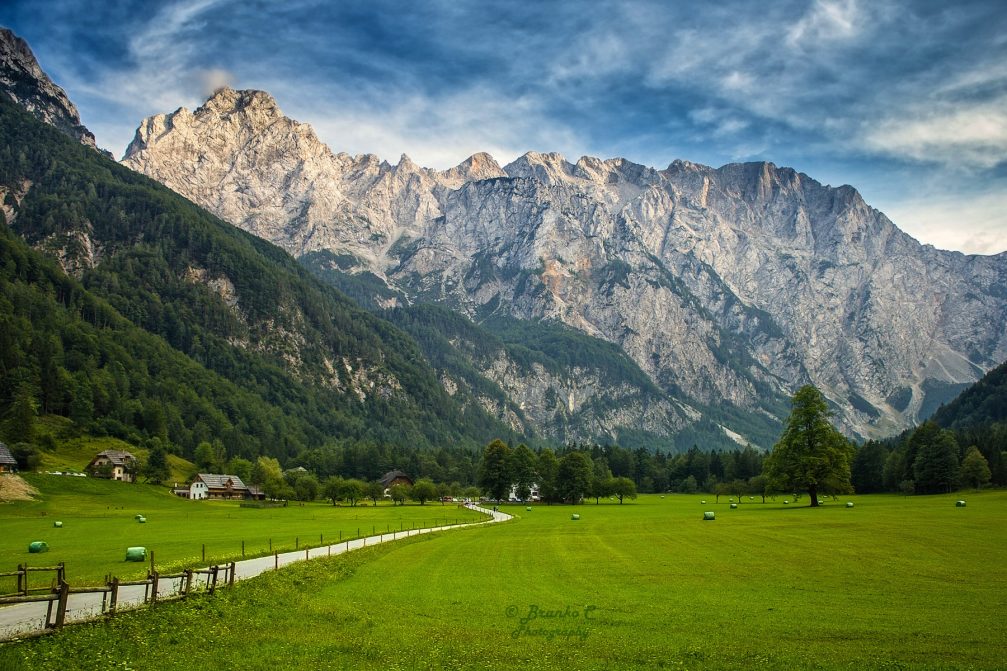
[3,26,1007,457]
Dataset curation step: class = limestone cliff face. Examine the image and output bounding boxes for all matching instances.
[0,27,100,151]
[122,88,1007,443]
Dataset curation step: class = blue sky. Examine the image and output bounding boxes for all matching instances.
[2,0,1005,254]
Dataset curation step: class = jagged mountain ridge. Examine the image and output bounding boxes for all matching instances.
[0,27,101,153]
[121,87,1007,443]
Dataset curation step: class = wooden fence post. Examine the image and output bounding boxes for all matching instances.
[17,563,25,596]
[183,569,193,597]
[109,577,119,614]
[54,581,70,629]
[209,566,218,595]
[149,571,159,605]
[274,552,278,570]
[229,562,235,587]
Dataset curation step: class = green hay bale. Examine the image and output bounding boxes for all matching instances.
[700,500,707,504]
[28,541,49,553]
[783,500,790,505]
[703,511,715,521]
[526,506,532,511]
[571,514,580,521]
[955,500,966,507]
[730,503,738,509]
[53,521,63,528]
[134,514,143,520]
[846,502,854,508]
[137,516,146,523]
[125,547,147,562]
[749,496,754,500]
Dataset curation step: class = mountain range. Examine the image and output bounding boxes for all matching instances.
[3,25,1006,455]
[120,86,1007,445]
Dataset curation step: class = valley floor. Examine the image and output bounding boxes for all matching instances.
[1,492,1004,670]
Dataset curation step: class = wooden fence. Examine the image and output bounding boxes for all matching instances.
[0,559,236,635]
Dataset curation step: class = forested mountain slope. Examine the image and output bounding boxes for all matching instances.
[0,93,513,462]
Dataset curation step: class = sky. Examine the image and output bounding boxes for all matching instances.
[1,0,1005,254]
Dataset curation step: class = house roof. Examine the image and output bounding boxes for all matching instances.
[0,442,16,466]
[195,473,249,490]
[380,470,412,487]
[91,449,136,466]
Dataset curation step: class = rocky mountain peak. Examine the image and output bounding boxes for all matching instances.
[199,87,281,120]
[119,86,1007,444]
[0,26,101,152]
[505,151,576,183]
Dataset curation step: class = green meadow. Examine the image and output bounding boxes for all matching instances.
[0,475,485,586]
[1,490,1004,670]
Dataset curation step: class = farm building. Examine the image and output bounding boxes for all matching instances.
[86,449,137,482]
[181,473,266,500]
[380,470,413,494]
[0,442,16,473]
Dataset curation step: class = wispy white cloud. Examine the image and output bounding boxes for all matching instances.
[881,190,1007,255]
[862,96,1007,169]
[277,84,583,170]
[786,0,862,47]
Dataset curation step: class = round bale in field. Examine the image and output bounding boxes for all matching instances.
[137,516,146,523]
[53,521,63,528]
[526,506,532,511]
[846,502,854,508]
[703,511,715,520]
[956,500,966,507]
[28,541,49,553]
[730,503,738,509]
[701,500,707,504]
[571,514,580,521]
[134,514,143,520]
[125,547,147,562]
[783,500,789,505]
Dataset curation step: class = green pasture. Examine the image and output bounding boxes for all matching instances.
[0,474,484,586]
[1,491,1005,670]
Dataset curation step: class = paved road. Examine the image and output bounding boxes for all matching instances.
[0,504,510,640]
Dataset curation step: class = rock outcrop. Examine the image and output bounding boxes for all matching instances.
[122,88,1007,443]
[0,27,101,152]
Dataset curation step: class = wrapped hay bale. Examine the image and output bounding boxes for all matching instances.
[125,546,146,562]
[28,541,48,553]
[526,506,532,511]
[846,502,854,508]
[571,514,580,521]
[955,500,966,507]
[53,521,63,528]
[730,503,738,509]
[703,511,715,520]
[137,516,146,523]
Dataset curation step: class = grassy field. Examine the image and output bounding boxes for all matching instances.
[0,491,1003,670]
[31,416,194,484]
[0,474,485,586]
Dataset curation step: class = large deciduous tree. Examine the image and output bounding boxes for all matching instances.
[478,439,512,501]
[557,451,593,504]
[764,385,855,507]
[960,446,992,490]
[510,443,538,501]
